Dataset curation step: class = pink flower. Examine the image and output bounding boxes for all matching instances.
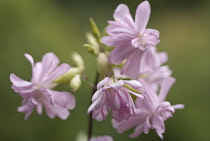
[112,77,184,139]
[139,47,172,92]
[90,136,113,141]
[10,53,76,120]
[102,1,160,79]
[87,77,143,122]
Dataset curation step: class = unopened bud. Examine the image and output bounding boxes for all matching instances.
[97,53,113,76]
[89,18,101,41]
[70,74,82,92]
[54,67,82,84]
[83,33,99,55]
[72,52,84,70]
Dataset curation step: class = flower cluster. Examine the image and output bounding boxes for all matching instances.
[87,1,184,139]
[9,1,184,141]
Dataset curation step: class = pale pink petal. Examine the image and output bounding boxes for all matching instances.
[123,80,142,89]
[87,96,103,113]
[152,115,165,139]
[24,54,34,67]
[158,77,175,102]
[36,103,43,115]
[129,124,145,138]
[109,80,124,90]
[40,52,60,80]
[135,1,151,34]
[97,77,110,89]
[102,34,133,47]
[113,4,134,29]
[109,43,135,64]
[10,74,32,87]
[122,50,143,79]
[53,104,70,120]
[106,90,120,110]
[43,63,70,87]
[172,104,185,110]
[92,89,103,102]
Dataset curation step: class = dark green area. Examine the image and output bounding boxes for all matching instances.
[0,0,209,141]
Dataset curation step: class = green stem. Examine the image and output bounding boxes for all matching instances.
[87,72,100,141]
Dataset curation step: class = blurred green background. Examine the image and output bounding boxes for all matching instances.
[0,0,209,141]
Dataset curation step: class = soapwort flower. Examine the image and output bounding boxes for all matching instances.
[102,1,160,78]
[112,77,184,139]
[10,53,75,119]
[87,77,143,122]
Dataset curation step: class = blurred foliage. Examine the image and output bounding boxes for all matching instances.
[0,0,210,141]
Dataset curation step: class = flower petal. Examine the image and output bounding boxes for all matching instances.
[158,77,176,102]
[124,80,142,89]
[97,77,110,89]
[113,4,134,29]
[109,43,135,64]
[10,74,32,87]
[135,1,151,34]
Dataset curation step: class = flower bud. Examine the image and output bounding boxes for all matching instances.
[72,52,84,70]
[54,67,82,84]
[70,74,82,92]
[89,18,101,41]
[83,32,99,55]
[97,53,113,76]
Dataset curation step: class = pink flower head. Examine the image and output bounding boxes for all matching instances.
[10,53,76,120]
[102,1,160,79]
[90,136,113,141]
[112,77,184,139]
[87,77,143,122]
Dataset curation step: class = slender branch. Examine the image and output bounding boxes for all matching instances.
[87,71,100,141]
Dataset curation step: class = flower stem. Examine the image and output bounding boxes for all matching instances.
[87,71,100,141]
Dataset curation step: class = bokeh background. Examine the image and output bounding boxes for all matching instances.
[0,0,210,141]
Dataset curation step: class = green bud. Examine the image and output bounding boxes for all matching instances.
[89,18,101,42]
[83,33,99,55]
[54,67,82,84]
[70,74,82,92]
[72,52,84,70]
[97,53,113,76]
